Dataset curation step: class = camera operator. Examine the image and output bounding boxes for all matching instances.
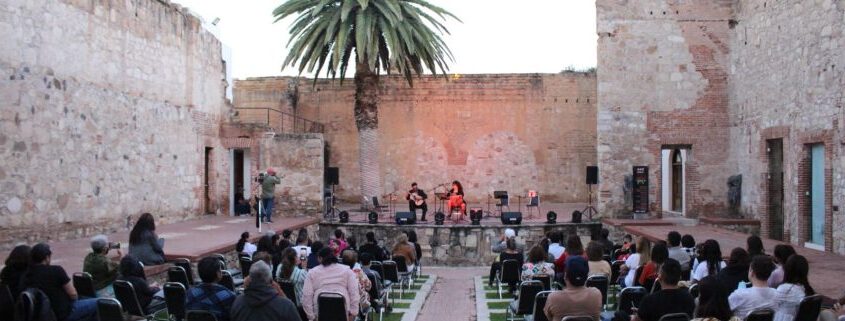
[259,168,281,223]
[83,235,122,297]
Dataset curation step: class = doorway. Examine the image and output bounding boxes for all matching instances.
[229,149,251,216]
[671,150,683,212]
[767,139,784,241]
[204,147,213,214]
[808,144,825,247]
[661,148,687,215]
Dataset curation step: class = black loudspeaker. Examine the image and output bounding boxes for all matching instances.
[434,212,445,225]
[571,210,582,223]
[368,211,378,224]
[546,211,557,224]
[470,208,483,225]
[586,166,598,185]
[339,211,349,223]
[501,212,522,225]
[395,212,416,225]
[326,167,339,185]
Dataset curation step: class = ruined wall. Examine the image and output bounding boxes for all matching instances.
[596,0,734,218]
[0,0,229,244]
[729,0,845,252]
[258,133,325,217]
[236,73,597,204]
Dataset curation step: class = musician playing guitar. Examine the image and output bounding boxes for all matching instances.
[406,182,429,221]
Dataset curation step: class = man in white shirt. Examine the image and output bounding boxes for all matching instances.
[666,231,691,272]
[547,231,565,260]
[729,255,778,318]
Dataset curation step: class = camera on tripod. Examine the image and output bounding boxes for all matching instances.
[108,242,121,250]
[255,172,266,183]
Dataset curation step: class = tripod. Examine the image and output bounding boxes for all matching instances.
[582,184,598,221]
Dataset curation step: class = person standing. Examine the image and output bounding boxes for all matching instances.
[405,182,429,221]
[260,168,281,223]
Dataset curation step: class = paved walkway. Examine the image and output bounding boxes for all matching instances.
[416,267,486,321]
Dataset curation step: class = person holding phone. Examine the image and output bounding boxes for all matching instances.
[631,259,695,321]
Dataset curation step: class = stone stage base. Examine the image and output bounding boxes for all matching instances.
[318,218,602,266]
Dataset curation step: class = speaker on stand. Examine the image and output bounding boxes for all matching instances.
[583,166,598,221]
[324,167,340,222]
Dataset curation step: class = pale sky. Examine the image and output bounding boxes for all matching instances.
[172,0,597,80]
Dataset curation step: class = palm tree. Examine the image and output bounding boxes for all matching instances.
[273,0,459,202]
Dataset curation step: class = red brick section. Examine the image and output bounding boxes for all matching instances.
[698,217,760,226]
[623,224,845,298]
[757,126,790,239]
[601,218,676,227]
[797,130,835,251]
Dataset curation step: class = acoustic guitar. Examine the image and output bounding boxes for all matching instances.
[408,192,425,206]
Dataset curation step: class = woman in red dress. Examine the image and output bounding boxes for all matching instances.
[446,180,466,221]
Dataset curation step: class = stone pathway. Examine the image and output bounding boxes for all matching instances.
[416,267,486,321]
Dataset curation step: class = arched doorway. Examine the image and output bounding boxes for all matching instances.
[661,148,686,215]
[671,149,683,212]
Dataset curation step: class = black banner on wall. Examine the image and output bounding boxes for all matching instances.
[633,166,649,214]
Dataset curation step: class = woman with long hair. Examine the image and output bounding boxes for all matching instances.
[522,245,555,281]
[716,248,751,294]
[622,237,651,287]
[693,239,725,282]
[1,245,31,298]
[746,235,765,258]
[773,255,815,321]
[694,276,739,321]
[392,233,417,271]
[446,180,466,221]
[301,247,361,321]
[586,241,611,277]
[235,232,257,257]
[638,242,668,287]
[554,234,586,277]
[117,255,165,313]
[768,244,796,288]
[128,213,165,265]
[277,247,307,319]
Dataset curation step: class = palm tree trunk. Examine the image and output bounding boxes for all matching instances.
[354,62,383,203]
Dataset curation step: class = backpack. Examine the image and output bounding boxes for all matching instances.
[15,288,57,321]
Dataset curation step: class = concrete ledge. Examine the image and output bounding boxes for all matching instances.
[699,217,760,226]
[602,218,676,227]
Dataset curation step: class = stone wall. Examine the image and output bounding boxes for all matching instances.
[0,0,229,245]
[258,133,325,217]
[317,222,601,266]
[728,0,845,252]
[235,73,597,204]
[596,1,734,218]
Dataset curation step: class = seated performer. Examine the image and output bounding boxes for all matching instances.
[406,182,429,221]
[446,180,466,222]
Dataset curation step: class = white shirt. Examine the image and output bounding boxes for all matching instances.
[623,253,641,287]
[548,243,565,260]
[242,242,257,256]
[692,260,726,281]
[729,286,778,318]
[293,245,312,258]
[773,283,806,321]
[668,246,691,271]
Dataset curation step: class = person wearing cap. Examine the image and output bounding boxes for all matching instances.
[83,235,122,296]
[23,243,99,321]
[488,228,525,287]
[544,256,602,321]
[260,168,282,223]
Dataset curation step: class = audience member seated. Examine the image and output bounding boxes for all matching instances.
[127,213,166,265]
[334,229,350,254]
[328,239,343,258]
[406,231,422,262]
[544,256,602,321]
[1,244,30,299]
[302,248,360,321]
[185,257,237,321]
[638,242,668,288]
[773,255,815,321]
[277,248,307,304]
[359,232,387,262]
[234,194,251,216]
[83,234,121,296]
[522,245,555,281]
[597,228,615,255]
[693,276,740,321]
[767,244,795,288]
[746,235,765,259]
[554,235,586,281]
[231,261,301,321]
[359,253,384,306]
[667,231,691,273]
[729,255,777,319]
[489,229,520,287]
[632,259,695,321]
[681,234,696,259]
[236,232,257,257]
[693,239,725,282]
[23,243,98,321]
[391,233,417,272]
[547,231,565,261]
[118,255,165,313]
[616,234,634,261]
[716,248,751,295]
[621,237,651,288]
[306,241,323,269]
[292,232,312,260]
[341,250,372,311]
[587,241,611,277]
[280,229,293,250]
[495,238,525,293]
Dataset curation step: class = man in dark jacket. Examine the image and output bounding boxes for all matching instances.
[231,261,301,321]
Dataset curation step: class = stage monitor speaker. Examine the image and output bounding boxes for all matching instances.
[571,210,582,223]
[434,212,445,225]
[339,211,349,223]
[546,211,557,224]
[469,208,483,225]
[368,211,378,224]
[326,167,339,185]
[395,212,416,225]
[501,212,522,225]
[586,166,599,185]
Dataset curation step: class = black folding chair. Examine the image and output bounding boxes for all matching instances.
[366,273,388,321]
[96,298,125,321]
[220,270,236,292]
[238,256,252,278]
[561,316,594,321]
[526,290,552,321]
[617,286,647,315]
[73,272,97,298]
[15,291,35,321]
[382,260,408,300]
[506,280,543,321]
[168,266,191,290]
[610,260,625,285]
[531,274,552,291]
[586,274,609,308]
[164,282,187,321]
[113,280,157,318]
[659,313,691,321]
[278,279,298,306]
[0,284,14,319]
[497,259,521,299]
[370,261,392,303]
[688,283,700,299]
[174,258,196,286]
[186,310,218,321]
[745,308,775,321]
[317,292,347,321]
[794,295,823,321]
[372,196,390,217]
[210,253,241,278]
[392,256,413,289]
